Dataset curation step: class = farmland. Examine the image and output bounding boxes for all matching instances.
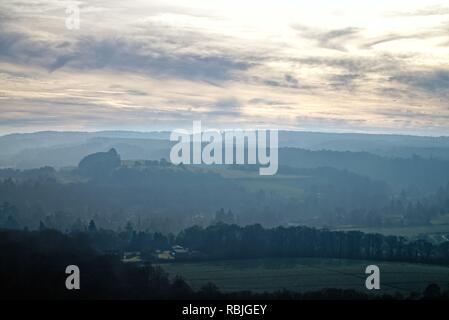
[333,213,449,242]
[159,257,449,295]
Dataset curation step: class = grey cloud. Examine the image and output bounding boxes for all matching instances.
[328,73,361,89]
[206,109,243,118]
[187,97,243,118]
[0,97,201,129]
[71,36,252,81]
[293,21,448,52]
[263,74,300,89]
[292,25,361,51]
[249,98,289,106]
[362,35,418,49]
[0,29,252,81]
[318,27,360,51]
[297,54,405,74]
[48,54,76,72]
[374,108,449,120]
[126,89,148,96]
[284,74,299,86]
[0,68,30,79]
[362,29,448,49]
[0,0,255,82]
[380,87,421,100]
[390,70,449,95]
[214,97,241,109]
[0,32,68,68]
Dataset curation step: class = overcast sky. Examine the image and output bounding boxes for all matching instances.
[0,0,449,135]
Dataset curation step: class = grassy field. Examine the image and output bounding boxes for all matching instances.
[158,257,449,295]
[207,166,308,198]
[333,220,449,242]
[333,225,449,238]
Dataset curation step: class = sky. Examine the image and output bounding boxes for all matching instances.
[0,0,449,135]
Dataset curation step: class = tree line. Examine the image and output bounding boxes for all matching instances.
[53,221,449,266]
[1,228,448,300]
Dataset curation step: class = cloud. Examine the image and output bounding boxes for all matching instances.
[263,74,300,89]
[0,29,252,81]
[1,0,449,135]
[292,25,361,51]
[297,55,399,73]
[213,97,240,109]
[362,35,419,49]
[375,108,449,120]
[76,36,251,80]
[389,4,449,17]
[390,69,449,95]
[248,98,289,106]
[328,73,361,89]
[295,54,406,89]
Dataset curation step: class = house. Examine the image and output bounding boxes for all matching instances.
[157,250,175,261]
[122,251,142,263]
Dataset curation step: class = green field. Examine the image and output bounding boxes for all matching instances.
[206,167,308,198]
[334,225,449,237]
[334,221,449,241]
[158,257,449,295]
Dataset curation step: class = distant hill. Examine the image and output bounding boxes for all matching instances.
[278,131,449,158]
[2,130,449,170]
[0,132,172,169]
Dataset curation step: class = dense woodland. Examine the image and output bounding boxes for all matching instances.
[177,224,449,264]
[44,222,449,266]
[1,147,449,233]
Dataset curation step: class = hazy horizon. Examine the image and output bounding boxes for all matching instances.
[2,127,449,139]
